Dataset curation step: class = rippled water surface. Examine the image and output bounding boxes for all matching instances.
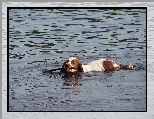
[9,8,146,111]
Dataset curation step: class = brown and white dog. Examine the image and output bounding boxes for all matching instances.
[61,57,133,73]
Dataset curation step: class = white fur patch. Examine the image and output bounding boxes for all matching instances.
[113,62,119,67]
[68,57,77,61]
[82,59,106,72]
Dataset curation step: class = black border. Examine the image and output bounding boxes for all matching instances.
[7,7,10,112]
[7,7,147,112]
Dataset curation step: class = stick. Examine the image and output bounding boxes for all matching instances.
[42,68,63,73]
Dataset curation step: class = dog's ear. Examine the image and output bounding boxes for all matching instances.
[77,63,83,72]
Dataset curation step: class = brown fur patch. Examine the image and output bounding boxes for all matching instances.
[71,59,83,72]
[102,60,120,72]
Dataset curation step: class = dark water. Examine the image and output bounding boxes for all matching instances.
[9,8,146,111]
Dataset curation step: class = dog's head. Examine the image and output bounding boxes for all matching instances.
[62,57,83,72]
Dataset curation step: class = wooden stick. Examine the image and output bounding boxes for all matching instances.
[43,68,63,73]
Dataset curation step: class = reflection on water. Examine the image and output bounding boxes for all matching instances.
[62,72,82,87]
[9,8,146,111]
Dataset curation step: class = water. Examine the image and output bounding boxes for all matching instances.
[8,8,146,112]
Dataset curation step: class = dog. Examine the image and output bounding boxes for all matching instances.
[61,57,133,73]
